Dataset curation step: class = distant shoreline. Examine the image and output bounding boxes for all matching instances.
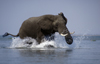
[0,35,100,37]
[72,35,100,36]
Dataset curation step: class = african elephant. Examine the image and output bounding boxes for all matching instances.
[3,12,73,45]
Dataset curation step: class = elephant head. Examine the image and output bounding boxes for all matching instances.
[38,12,73,44]
[53,12,73,44]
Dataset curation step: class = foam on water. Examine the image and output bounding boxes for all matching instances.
[10,33,69,49]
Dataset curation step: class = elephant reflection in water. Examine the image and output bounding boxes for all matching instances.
[3,12,74,45]
[18,49,73,57]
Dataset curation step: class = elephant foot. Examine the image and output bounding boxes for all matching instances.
[26,42,33,45]
[44,45,55,48]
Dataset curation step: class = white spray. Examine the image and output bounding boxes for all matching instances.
[10,33,69,49]
[74,30,90,48]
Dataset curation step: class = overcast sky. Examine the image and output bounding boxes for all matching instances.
[0,0,100,35]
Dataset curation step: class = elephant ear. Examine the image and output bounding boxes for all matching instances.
[38,17,53,30]
[58,12,64,16]
[58,12,67,24]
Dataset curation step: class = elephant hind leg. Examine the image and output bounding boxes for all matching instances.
[19,32,28,39]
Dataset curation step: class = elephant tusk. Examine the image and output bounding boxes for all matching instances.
[61,32,75,36]
[61,33,68,36]
[70,31,75,34]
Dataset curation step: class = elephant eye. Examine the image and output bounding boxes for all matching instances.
[56,23,58,27]
[65,21,67,25]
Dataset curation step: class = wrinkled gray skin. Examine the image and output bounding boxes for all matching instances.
[3,12,73,45]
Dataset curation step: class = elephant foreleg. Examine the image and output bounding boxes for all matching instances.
[36,32,44,44]
[45,34,55,41]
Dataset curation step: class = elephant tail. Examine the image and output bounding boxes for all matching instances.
[2,32,19,37]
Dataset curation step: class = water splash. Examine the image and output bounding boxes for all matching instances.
[10,37,38,48]
[74,35,85,48]
[10,33,69,49]
[74,31,89,48]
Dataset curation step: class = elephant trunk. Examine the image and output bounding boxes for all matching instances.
[65,31,73,45]
[59,28,73,45]
[57,26,73,45]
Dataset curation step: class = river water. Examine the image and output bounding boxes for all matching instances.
[0,33,100,64]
